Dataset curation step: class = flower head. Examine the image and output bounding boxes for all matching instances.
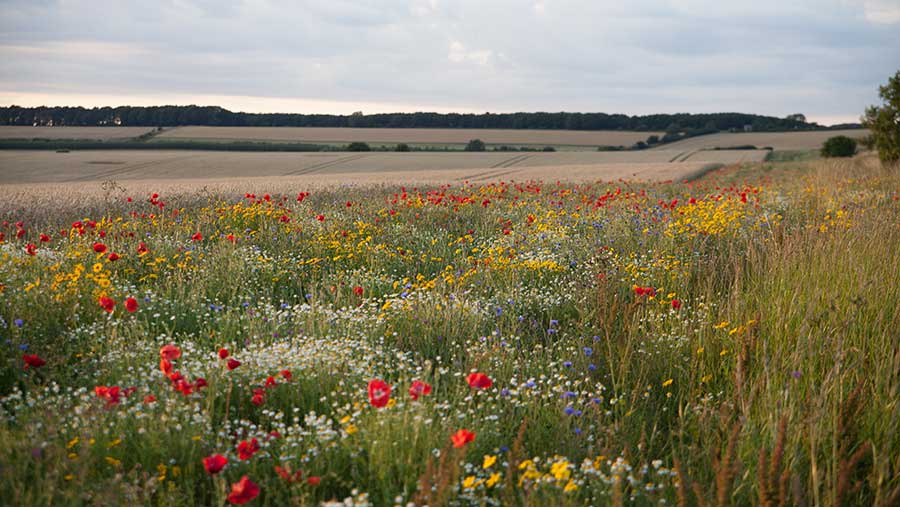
[368,379,392,408]
[466,372,493,389]
[451,429,476,448]
[227,476,260,505]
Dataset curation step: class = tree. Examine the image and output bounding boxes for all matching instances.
[785,113,806,123]
[465,139,486,152]
[395,143,410,152]
[863,71,900,164]
[821,136,857,158]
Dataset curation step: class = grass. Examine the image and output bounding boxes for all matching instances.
[0,155,898,506]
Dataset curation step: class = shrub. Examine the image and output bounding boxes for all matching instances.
[820,136,857,158]
[464,139,486,152]
[542,146,556,152]
[347,142,371,152]
[395,143,410,152]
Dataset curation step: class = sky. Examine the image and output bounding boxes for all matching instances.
[1,0,898,125]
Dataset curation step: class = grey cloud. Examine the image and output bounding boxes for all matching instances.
[0,0,898,122]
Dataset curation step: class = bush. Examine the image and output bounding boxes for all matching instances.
[542,146,556,152]
[863,70,900,163]
[347,142,371,152]
[395,143,410,152]
[464,139,486,152]
[820,136,857,158]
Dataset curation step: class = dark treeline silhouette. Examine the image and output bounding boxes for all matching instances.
[0,105,860,132]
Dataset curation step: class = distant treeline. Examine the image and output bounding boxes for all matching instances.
[0,105,861,132]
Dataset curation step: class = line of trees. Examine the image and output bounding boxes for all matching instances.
[0,105,859,132]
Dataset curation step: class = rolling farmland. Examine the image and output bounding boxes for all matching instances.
[154,126,663,147]
[0,149,767,186]
[654,128,867,151]
[0,126,155,140]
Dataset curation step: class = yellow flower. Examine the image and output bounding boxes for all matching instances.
[697,347,704,354]
[482,455,497,469]
[107,438,122,448]
[345,424,358,435]
[68,452,78,460]
[486,472,501,487]
[662,379,673,388]
[462,475,481,489]
[714,321,729,330]
[105,456,121,467]
[64,474,74,481]
[564,480,578,493]
[66,437,79,449]
[92,263,103,273]
[550,459,571,481]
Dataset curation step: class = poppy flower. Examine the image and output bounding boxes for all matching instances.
[227,358,241,370]
[353,286,364,297]
[236,438,260,460]
[93,243,107,253]
[160,344,182,361]
[143,394,157,404]
[315,214,325,222]
[466,372,493,389]
[226,476,260,505]
[251,390,265,406]
[203,454,228,475]
[218,348,229,359]
[39,233,50,243]
[451,429,476,448]
[280,369,292,381]
[367,379,392,408]
[306,476,321,486]
[107,252,120,261]
[275,465,303,484]
[16,228,26,239]
[136,242,149,255]
[671,299,682,310]
[98,296,116,313]
[23,354,46,369]
[264,376,276,388]
[191,232,203,241]
[124,297,139,313]
[226,234,236,243]
[408,380,432,401]
[95,385,121,405]
[25,243,37,256]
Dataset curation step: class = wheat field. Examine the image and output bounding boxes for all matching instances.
[0,126,155,140]
[655,128,867,151]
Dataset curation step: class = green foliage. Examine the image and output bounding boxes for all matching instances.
[394,143,410,152]
[820,135,857,158]
[464,138,486,151]
[863,70,900,163]
[346,141,371,152]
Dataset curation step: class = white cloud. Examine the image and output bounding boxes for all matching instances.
[860,0,900,24]
[447,40,493,65]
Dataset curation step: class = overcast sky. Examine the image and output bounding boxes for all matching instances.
[1,0,898,125]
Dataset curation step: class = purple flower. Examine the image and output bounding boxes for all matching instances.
[563,361,572,368]
[583,347,592,357]
[791,371,802,379]
[564,406,575,415]
[14,319,24,328]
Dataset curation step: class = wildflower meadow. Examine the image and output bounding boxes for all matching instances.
[1,155,898,506]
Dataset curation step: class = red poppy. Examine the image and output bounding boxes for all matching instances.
[108,252,120,261]
[143,394,157,404]
[280,369,292,381]
[218,348,230,359]
[160,344,182,361]
[274,465,304,484]
[23,354,46,369]
[39,233,50,243]
[93,243,107,253]
[466,372,493,389]
[315,214,325,222]
[203,454,228,475]
[236,438,260,460]
[191,232,203,241]
[227,358,241,370]
[264,376,276,388]
[136,242,149,255]
[306,476,321,486]
[124,297,139,313]
[408,380,432,401]
[226,233,236,243]
[353,286,364,297]
[451,429,475,448]
[95,385,121,405]
[226,476,260,505]
[98,296,116,313]
[296,191,309,202]
[251,390,265,406]
[25,243,37,256]
[368,379,392,408]
[160,358,173,375]
[16,228,26,239]
[671,299,682,310]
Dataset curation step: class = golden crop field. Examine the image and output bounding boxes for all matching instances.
[655,128,868,151]
[0,126,155,140]
[0,149,766,186]
[155,126,664,147]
